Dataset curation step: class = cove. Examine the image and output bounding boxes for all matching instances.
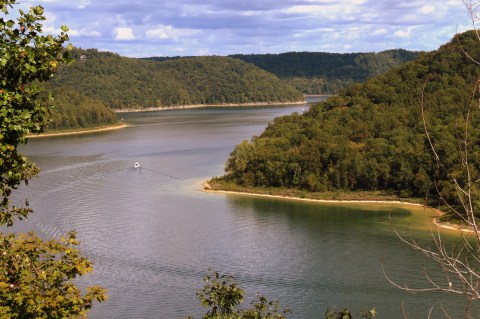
[12,105,466,318]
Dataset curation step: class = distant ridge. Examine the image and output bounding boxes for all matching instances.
[230,50,420,94]
[49,49,303,110]
[146,50,420,94]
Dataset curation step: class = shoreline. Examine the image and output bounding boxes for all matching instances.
[203,181,425,206]
[28,101,305,136]
[203,182,474,234]
[27,123,128,138]
[115,100,305,113]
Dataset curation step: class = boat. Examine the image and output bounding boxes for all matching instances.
[134,162,140,168]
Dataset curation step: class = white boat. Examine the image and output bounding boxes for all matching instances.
[134,162,140,168]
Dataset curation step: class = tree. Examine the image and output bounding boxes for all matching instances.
[0,231,107,318]
[0,1,107,317]
[190,268,376,319]
[383,1,480,317]
[190,268,289,319]
[0,0,71,225]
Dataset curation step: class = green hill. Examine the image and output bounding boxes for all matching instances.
[230,50,420,94]
[216,31,480,212]
[49,49,304,110]
[44,85,118,131]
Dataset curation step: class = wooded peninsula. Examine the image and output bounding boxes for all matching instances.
[208,30,480,221]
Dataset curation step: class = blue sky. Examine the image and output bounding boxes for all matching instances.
[18,0,473,57]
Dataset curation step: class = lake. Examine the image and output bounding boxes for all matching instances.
[12,105,466,318]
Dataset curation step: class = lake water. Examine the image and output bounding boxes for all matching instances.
[11,105,466,318]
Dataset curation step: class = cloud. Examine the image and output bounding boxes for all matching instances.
[394,26,415,38]
[15,0,474,57]
[114,27,135,40]
[420,4,435,14]
[69,28,101,38]
[145,25,199,41]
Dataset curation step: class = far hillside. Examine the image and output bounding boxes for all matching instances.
[146,50,421,94]
[49,49,304,110]
[230,50,420,94]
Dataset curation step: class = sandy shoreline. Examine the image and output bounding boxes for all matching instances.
[115,101,305,113]
[203,182,425,206]
[203,182,474,234]
[27,123,128,138]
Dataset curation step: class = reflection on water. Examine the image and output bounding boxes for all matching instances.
[9,105,467,318]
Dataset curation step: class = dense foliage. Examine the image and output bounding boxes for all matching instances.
[0,1,107,317]
[44,85,117,130]
[230,50,419,94]
[189,269,289,319]
[49,49,303,110]
[0,0,70,224]
[189,269,376,319]
[0,231,107,318]
[220,31,480,212]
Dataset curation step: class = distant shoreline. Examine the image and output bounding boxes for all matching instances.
[202,182,474,234]
[27,123,128,138]
[29,101,306,137]
[115,100,306,113]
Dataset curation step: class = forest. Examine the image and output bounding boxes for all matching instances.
[148,50,419,94]
[230,50,419,94]
[42,85,118,131]
[44,48,419,131]
[49,49,303,110]
[216,30,480,214]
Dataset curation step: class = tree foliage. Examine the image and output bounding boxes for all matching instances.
[49,49,304,110]
[0,1,107,317]
[0,0,71,225]
[219,30,480,215]
[230,50,419,94]
[0,231,107,319]
[190,269,376,319]
[190,268,289,319]
[43,85,117,131]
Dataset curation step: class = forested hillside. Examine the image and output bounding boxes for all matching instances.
[49,49,303,110]
[217,31,480,210]
[44,85,118,131]
[230,50,419,94]
[45,48,417,130]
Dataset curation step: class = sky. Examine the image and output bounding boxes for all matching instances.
[15,0,475,58]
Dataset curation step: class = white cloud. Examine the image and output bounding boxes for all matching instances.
[69,28,101,37]
[372,28,388,36]
[420,4,435,14]
[115,27,135,40]
[394,26,415,38]
[146,28,169,39]
[285,5,326,14]
[145,25,199,41]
